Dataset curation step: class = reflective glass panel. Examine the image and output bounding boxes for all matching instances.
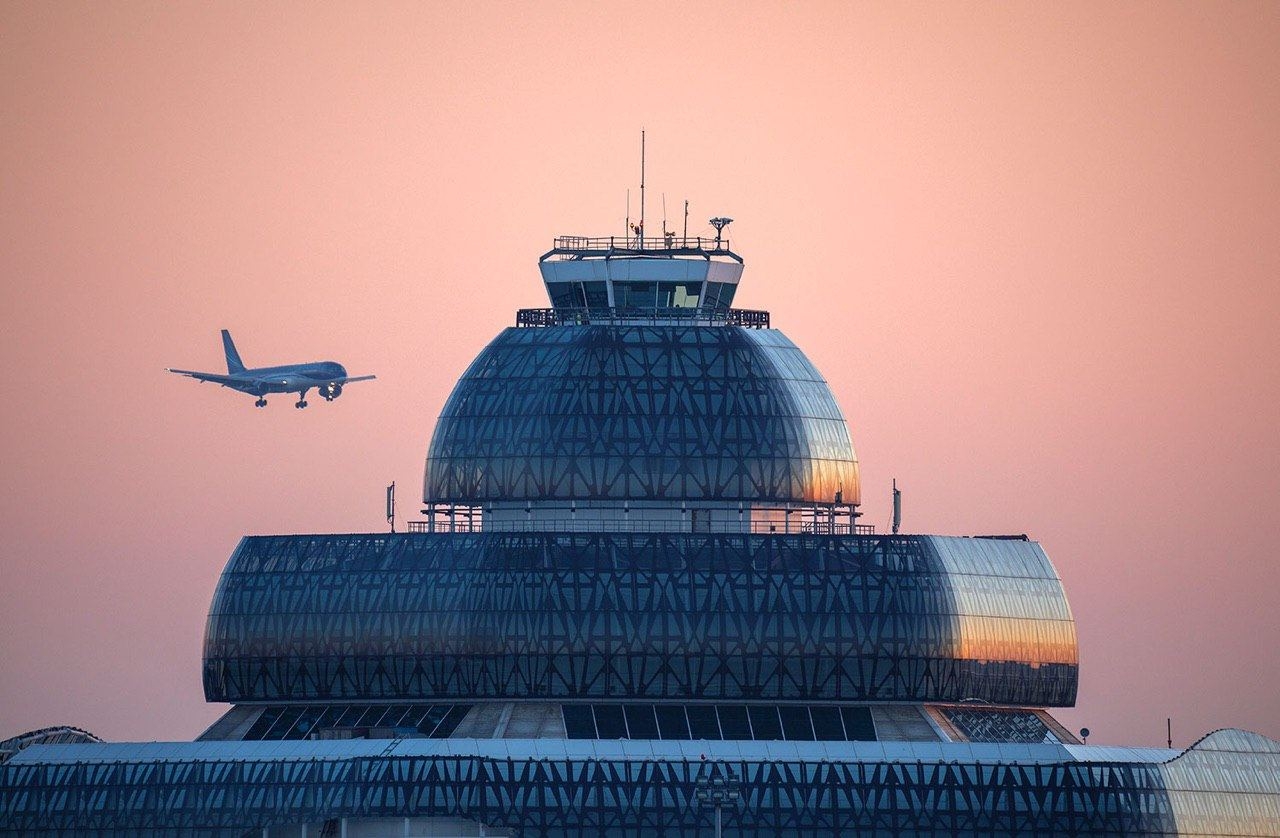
[687,705,721,739]
[593,705,628,739]
[840,706,876,741]
[748,706,783,740]
[717,706,752,740]
[562,705,596,739]
[623,705,659,739]
[779,706,814,740]
[810,706,845,740]
[655,705,690,740]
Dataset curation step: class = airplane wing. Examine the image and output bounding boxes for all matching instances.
[166,368,239,386]
[334,375,377,384]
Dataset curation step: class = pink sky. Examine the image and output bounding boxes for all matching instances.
[1,1,1277,747]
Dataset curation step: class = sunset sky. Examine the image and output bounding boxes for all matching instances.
[2,1,1277,747]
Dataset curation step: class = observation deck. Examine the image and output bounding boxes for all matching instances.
[540,234,743,263]
[538,231,746,318]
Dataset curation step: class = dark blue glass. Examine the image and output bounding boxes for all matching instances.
[593,705,627,739]
[749,706,783,739]
[810,706,845,740]
[562,705,595,738]
[654,705,690,740]
[779,706,814,740]
[623,705,659,739]
[424,325,860,505]
[203,533,1078,707]
[686,705,721,739]
[840,706,876,741]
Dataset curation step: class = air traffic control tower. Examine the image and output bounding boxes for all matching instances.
[3,223,1278,836]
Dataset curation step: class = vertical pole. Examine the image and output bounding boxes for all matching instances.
[715,803,722,838]
[1167,717,1172,749]
[386,481,396,533]
[639,130,646,246]
[683,199,689,245]
[892,479,902,535]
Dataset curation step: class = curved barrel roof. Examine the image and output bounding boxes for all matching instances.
[202,533,1077,706]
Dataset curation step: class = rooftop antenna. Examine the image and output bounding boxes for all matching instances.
[385,481,396,534]
[639,130,646,248]
[683,199,689,246]
[891,479,902,534]
[663,194,675,246]
[709,217,733,249]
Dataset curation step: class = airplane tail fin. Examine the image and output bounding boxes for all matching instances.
[221,329,246,374]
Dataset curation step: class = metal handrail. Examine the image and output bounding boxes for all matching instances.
[552,235,730,252]
[516,307,770,329]
[406,520,875,536]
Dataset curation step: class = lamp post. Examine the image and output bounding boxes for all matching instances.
[694,763,741,838]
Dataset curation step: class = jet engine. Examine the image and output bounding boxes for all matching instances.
[320,382,344,401]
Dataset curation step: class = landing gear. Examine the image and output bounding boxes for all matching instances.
[295,399,308,409]
[254,398,267,408]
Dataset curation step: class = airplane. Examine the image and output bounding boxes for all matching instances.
[167,330,376,408]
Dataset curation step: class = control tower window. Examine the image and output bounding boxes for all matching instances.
[548,282,581,309]
[656,282,702,308]
[582,281,608,309]
[548,281,609,310]
[616,281,657,310]
[705,282,738,309]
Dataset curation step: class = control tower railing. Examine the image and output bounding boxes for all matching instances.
[406,519,876,536]
[541,235,743,263]
[517,307,770,328]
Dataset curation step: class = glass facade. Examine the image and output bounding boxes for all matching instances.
[423,326,860,505]
[237,704,471,741]
[560,704,877,742]
[4,728,1278,835]
[203,532,1077,706]
[938,707,1062,744]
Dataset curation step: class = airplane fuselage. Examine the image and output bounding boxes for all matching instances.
[225,361,349,397]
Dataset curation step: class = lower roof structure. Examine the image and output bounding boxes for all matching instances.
[3,729,1277,836]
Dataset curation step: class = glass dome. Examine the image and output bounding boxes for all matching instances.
[423,324,860,506]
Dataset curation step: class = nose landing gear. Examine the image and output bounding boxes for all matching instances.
[254,398,267,408]
[295,399,308,409]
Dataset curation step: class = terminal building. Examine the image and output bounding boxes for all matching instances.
[2,224,1278,835]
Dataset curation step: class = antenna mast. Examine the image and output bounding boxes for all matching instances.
[386,481,396,534]
[683,199,689,245]
[639,130,646,248]
[891,479,902,535]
